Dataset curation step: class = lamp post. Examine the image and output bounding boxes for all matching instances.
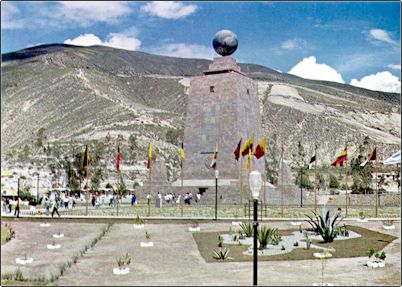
[249,171,262,286]
[300,166,303,208]
[214,169,219,221]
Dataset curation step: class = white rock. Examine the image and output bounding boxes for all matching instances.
[383,225,395,230]
[47,244,61,249]
[133,224,144,229]
[40,223,50,227]
[189,227,200,232]
[140,242,154,247]
[16,257,34,264]
[113,267,130,275]
[53,233,64,238]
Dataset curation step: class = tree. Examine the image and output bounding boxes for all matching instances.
[128,134,138,162]
[117,175,128,195]
[165,129,181,145]
[296,170,313,190]
[18,145,31,162]
[36,128,46,148]
[329,174,340,189]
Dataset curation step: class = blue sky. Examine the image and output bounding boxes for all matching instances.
[2,1,401,92]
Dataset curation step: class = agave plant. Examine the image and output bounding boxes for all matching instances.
[212,247,232,260]
[306,208,342,243]
[257,226,279,250]
[239,222,253,237]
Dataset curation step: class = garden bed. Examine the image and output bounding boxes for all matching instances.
[192,225,397,263]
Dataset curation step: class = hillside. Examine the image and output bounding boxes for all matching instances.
[1,44,400,190]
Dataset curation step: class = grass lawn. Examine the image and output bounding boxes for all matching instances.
[193,226,397,263]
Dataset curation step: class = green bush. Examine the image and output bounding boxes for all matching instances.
[239,222,253,237]
[212,247,231,260]
[306,208,342,243]
[329,174,340,189]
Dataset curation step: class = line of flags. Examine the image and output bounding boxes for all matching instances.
[81,141,399,180]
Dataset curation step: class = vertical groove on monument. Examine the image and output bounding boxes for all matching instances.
[182,30,265,202]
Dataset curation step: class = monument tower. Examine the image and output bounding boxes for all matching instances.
[182,30,265,198]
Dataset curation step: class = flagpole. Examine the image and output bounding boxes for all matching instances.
[148,163,151,217]
[117,166,120,217]
[314,145,317,214]
[345,144,348,217]
[240,155,243,205]
[85,164,89,216]
[281,143,284,217]
[181,154,184,217]
[375,148,379,217]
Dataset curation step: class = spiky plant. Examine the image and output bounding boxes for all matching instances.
[239,222,253,237]
[212,247,232,260]
[257,226,279,250]
[306,208,342,243]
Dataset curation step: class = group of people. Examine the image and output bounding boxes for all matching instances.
[153,191,202,205]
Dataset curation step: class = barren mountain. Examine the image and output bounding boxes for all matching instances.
[1,44,400,186]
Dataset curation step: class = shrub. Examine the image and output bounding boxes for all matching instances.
[218,235,224,248]
[306,208,342,243]
[256,226,281,249]
[281,245,286,251]
[329,174,340,189]
[14,268,24,281]
[135,216,144,225]
[239,222,253,237]
[293,241,299,247]
[116,253,131,268]
[366,248,375,259]
[379,251,386,261]
[145,231,151,241]
[212,247,232,260]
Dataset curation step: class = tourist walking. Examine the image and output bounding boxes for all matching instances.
[131,193,137,205]
[51,199,60,217]
[44,196,50,215]
[14,198,20,218]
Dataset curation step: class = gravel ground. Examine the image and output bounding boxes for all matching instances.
[58,221,399,286]
[1,220,399,286]
[1,221,107,280]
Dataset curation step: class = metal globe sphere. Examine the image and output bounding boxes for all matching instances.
[212,30,238,56]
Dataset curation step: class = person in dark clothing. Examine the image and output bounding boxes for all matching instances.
[14,199,20,218]
[131,193,137,205]
[51,199,60,217]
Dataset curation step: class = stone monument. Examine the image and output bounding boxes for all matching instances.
[181,30,265,200]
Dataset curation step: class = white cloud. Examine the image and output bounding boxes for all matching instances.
[57,2,132,26]
[281,38,307,50]
[350,71,401,93]
[387,64,401,70]
[288,56,345,83]
[64,33,141,51]
[150,43,214,59]
[1,2,26,29]
[141,1,197,19]
[368,29,398,45]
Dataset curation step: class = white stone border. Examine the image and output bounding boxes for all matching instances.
[16,257,34,264]
[189,227,200,232]
[53,233,64,238]
[232,221,242,226]
[40,223,50,227]
[133,224,144,229]
[47,244,61,249]
[113,267,130,275]
[290,222,301,226]
[367,261,385,268]
[313,252,332,259]
[383,225,395,230]
[140,242,154,247]
[357,218,368,223]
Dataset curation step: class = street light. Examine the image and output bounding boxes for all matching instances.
[214,169,219,221]
[249,171,262,286]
